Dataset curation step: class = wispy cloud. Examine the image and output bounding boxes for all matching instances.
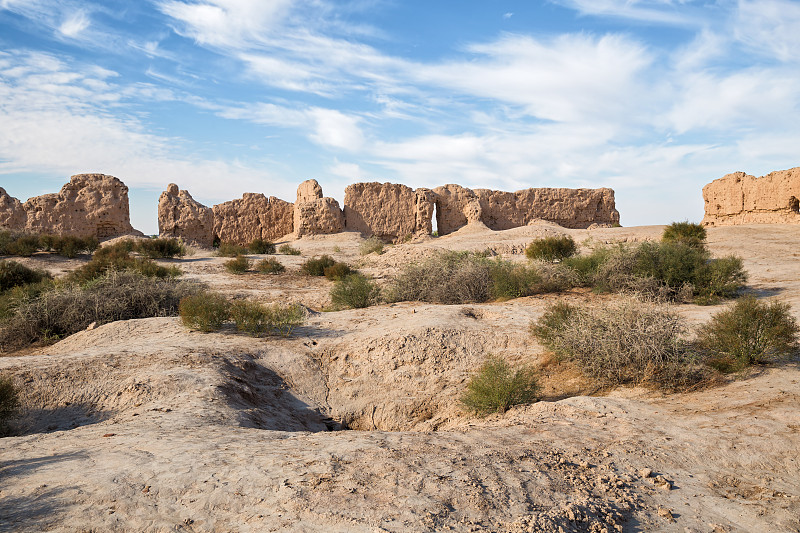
[58,9,90,37]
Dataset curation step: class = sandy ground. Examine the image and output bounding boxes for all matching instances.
[1,223,799,532]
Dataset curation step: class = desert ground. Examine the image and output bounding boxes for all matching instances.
[1,223,799,532]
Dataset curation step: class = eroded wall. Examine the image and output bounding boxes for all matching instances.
[702,167,800,226]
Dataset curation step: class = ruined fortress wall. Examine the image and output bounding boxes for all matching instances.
[212,193,294,245]
[0,174,136,238]
[343,182,419,241]
[702,167,800,226]
[158,179,621,246]
[158,184,215,247]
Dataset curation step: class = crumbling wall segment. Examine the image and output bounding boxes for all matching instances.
[702,167,800,226]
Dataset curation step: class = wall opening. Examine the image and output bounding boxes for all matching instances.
[789,196,799,214]
[432,203,438,236]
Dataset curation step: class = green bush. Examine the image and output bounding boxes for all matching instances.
[0,271,197,351]
[489,261,541,300]
[278,244,301,256]
[0,260,51,292]
[386,251,492,304]
[136,237,186,258]
[0,374,19,435]
[256,258,285,274]
[323,262,353,281]
[248,239,276,255]
[7,234,39,257]
[69,244,180,283]
[460,356,540,416]
[0,279,55,320]
[225,255,251,274]
[563,241,746,303]
[179,291,230,332]
[525,235,577,262]
[264,303,305,336]
[696,296,799,372]
[532,298,703,389]
[231,300,272,336]
[216,242,248,257]
[359,236,385,256]
[301,255,336,276]
[662,221,707,248]
[330,273,380,309]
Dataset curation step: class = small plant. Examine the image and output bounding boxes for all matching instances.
[532,297,702,389]
[1,271,196,351]
[225,255,250,274]
[0,260,51,291]
[662,221,707,248]
[0,374,19,435]
[387,251,493,304]
[525,236,577,262]
[216,242,248,257]
[69,244,180,283]
[323,262,353,281]
[696,296,799,372]
[330,273,380,309]
[179,291,230,332]
[489,261,541,300]
[256,258,285,274]
[359,236,385,256]
[301,255,336,276]
[7,234,40,257]
[278,244,301,256]
[460,356,540,416]
[264,303,305,336]
[231,300,272,336]
[136,237,186,258]
[332,245,341,253]
[248,239,276,255]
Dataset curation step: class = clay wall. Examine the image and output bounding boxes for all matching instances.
[702,167,800,226]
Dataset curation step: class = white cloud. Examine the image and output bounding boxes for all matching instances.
[0,50,277,204]
[734,0,800,62]
[413,33,653,124]
[59,10,90,37]
[157,0,293,48]
[552,0,709,27]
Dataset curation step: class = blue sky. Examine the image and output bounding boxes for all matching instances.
[1,0,799,234]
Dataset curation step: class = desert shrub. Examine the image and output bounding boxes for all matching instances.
[136,237,186,259]
[225,255,250,274]
[278,244,301,256]
[662,221,707,248]
[532,297,703,389]
[256,258,285,274]
[525,235,577,262]
[0,279,55,320]
[301,255,336,276]
[231,300,271,336]
[693,256,748,303]
[216,242,248,257]
[359,236,385,256]
[489,261,541,300]
[248,239,276,255]
[0,272,198,350]
[69,245,180,283]
[264,303,305,336]
[0,375,19,435]
[323,262,353,281]
[530,261,582,293]
[6,234,39,257]
[330,273,380,309]
[564,241,746,303]
[386,251,492,304]
[0,260,51,292]
[460,356,540,416]
[179,291,230,333]
[696,296,799,372]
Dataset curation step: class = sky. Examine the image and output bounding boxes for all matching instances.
[1,0,799,234]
